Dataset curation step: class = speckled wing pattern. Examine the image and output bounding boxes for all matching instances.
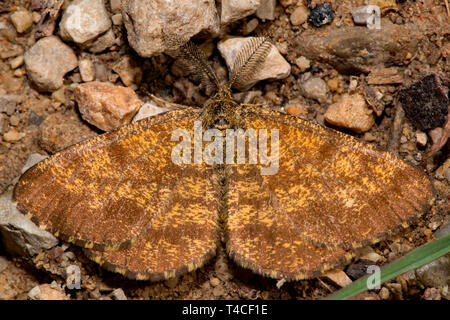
[84,163,218,280]
[13,108,217,255]
[226,107,433,280]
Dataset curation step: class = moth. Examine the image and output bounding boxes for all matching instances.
[14,37,433,281]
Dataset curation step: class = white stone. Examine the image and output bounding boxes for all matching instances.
[218,37,291,91]
[122,0,219,57]
[416,131,428,147]
[294,56,310,72]
[221,0,261,25]
[300,77,329,103]
[132,102,170,122]
[256,0,276,20]
[0,191,58,257]
[59,0,111,44]
[351,5,381,30]
[79,59,96,82]
[10,10,33,33]
[24,36,78,92]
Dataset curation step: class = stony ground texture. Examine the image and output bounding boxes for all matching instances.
[0,0,449,300]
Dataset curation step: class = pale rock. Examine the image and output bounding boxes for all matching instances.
[111,288,127,300]
[79,59,95,82]
[221,0,261,25]
[74,82,142,131]
[28,284,68,300]
[416,131,428,147]
[122,0,219,57]
[110,0,122,13]
[256,0,276,20]
[415,256,450,291]
[290,5,309,26]
[21,153,48,173]
[0,191,58,257]
[294,56,310,72]
[132,102,169,122]
[32,11,41,23]
[323,270,353,288]
[361,252,382,263]
[24,36,77,91]
[111,55,143,88]
[59,0,111,44]
[379,287,390,300]
[3,129,25,142]
[218,37,291,91]
[300,77,329,104]
[51,86,66,104]
[111,13,123,25]
[243,18,259,35]
[10,10,33,33]
[85,29,116,53]
[428,127,443,145]
[325,93,375,133]
[9,55,24,69]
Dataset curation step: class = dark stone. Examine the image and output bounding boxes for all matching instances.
[345,259,377,280]
[28,111,43,126]
[398,73,449,130]
[308,3,334,27]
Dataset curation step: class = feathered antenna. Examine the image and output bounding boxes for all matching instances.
[164,33,220,94]
[227,36,272,91]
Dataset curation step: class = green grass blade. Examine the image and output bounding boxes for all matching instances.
[326,233,450,300]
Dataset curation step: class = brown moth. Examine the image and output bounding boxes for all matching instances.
[14,38,433,281]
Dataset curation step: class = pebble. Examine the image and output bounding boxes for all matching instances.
[218,37,290,91]
[110,0,122,13]
[132,102,170,122]
[256,0,276,20]
[3,129,25,142]
[285,99,308,117]
[51,86,66,104]
[59,0,111,44]
[212,286,225,297]
[9,114,20,126]
[111,55,143,88]
[428,127,443,145]
[24,36,78,92]
[386,283,403,299]
[435,160,450,184]
[325,93,375,133]
[28,284,68,300]
[122,0,219,57]
[164,276,179,289]
[290,5,309,26]
[243,18,259,35]
[9,55,24,69]
[358,247,382,263]
[111,13,123,26]
[86,29,116,53]
[416,131,428,147]
[398,73,448,131]
[300,77,329,104]
[221,0,259,25]
[423,287,441,300]
[79,59,95,82]
[323,269,352,288]
[74,82,143,131]
[308,3,334,27]
[351,5,381,30]
[209,277,221,287]
[327,78,339,92]
[21,153,48,174]
[0,191,58,257]
[10,10,33,33]
[415,256,449,290]
[345,260,377,280]
[111,288,127,300]
[294,56,310,72]
[379,287,390,300]
[32,11,41,24]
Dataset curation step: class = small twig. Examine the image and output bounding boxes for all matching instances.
[445,0,450,19]
[318,278,333,293]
